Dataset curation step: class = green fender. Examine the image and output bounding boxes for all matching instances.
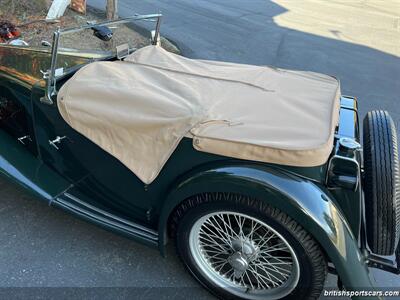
[159,163,378,296]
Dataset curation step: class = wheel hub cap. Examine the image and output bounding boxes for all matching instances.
[228,251,248,278]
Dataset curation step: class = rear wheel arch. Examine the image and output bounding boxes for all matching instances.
[158,164,377,295]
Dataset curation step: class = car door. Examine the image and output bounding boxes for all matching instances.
[31,79,154,226]
[0,81,38,156]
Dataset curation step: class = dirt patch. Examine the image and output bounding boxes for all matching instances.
[0,1,179,54]
[0,0,49,17]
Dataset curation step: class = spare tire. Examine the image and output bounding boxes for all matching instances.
[363,110,400,255]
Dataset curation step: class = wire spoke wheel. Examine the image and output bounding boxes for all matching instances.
[189,211,300,300]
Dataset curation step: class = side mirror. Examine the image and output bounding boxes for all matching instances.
[92,25,113,41]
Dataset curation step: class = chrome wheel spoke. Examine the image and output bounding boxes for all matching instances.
[203,217,234,247]
[248,221,263,241]
[258,252,292,264]
[233,214,246,239]
[248,264,279,288]
[199,233,229,251]
[244,270,255,290]
[215,214,241,240]
[254,260,291,279]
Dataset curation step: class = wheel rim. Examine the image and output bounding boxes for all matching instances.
[189,211,300,300]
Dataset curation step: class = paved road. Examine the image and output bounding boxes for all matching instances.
[1,0,399,299]
[90,0,400,123]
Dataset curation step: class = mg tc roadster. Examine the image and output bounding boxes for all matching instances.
[0,14,399,300]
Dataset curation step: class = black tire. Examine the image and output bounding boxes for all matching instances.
[169,193,327,300]
[363,110,400,255]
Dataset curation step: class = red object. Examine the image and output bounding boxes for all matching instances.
[0,21,20,41]
[10,29,20,38]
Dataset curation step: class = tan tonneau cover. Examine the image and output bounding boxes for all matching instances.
[57,45,340,184]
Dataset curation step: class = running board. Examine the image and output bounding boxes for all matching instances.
[54,192,159,247]
[367,254,400,275]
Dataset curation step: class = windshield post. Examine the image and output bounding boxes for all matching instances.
[40,28,60,105]
[152,15,162,45]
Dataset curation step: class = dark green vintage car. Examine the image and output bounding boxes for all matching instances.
[0,14,399,300]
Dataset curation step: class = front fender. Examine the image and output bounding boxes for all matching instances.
[159,163,377,296]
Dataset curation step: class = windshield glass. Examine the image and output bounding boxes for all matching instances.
[41,14,161,105]
[57,19,154,64]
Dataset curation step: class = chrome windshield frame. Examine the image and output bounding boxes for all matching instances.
[40,13,162,105]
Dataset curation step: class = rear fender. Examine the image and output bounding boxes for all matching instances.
[159,163,377,295]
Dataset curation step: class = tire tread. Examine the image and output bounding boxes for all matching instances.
[363,110,400,255]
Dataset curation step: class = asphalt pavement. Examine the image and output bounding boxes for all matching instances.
[1,0,399,299]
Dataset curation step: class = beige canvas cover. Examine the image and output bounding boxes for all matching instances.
[57,45,340,184]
